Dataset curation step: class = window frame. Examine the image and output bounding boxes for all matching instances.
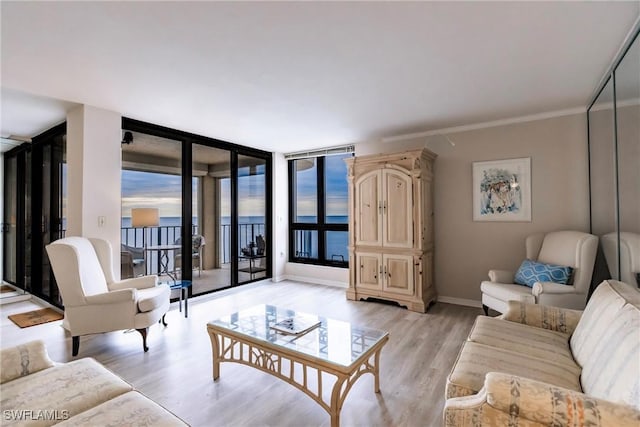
[288,155,349,268]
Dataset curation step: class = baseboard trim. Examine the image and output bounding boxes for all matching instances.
[0,294,32,305]
[437,296,482,308]
[281,275,349,289]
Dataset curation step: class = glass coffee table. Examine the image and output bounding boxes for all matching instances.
[207,305,389,427]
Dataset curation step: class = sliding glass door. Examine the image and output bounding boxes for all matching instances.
[191,143,232,293]
[237,154,268,284]
[122,118,272,296]
[2,124,66,307]
[33,134,66,304]
[2,150,22,287]
[121,131,183,285]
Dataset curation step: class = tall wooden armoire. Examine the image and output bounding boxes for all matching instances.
[345,148,436,312]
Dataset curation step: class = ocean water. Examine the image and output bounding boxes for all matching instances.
[121,215,348,264]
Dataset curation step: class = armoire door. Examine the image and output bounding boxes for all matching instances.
[355,252,381,290]
[382,169,413,248]
[355,171,382,246]
[382,254,414,295]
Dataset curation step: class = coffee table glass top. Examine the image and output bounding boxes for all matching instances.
[208,304,388,367]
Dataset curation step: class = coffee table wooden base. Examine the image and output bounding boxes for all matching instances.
[208,327,388,427]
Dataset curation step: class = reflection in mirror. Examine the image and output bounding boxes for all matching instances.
[614,33,640,286]
[589,77,616,284]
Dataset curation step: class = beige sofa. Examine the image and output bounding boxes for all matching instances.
[0,340,187,426]
[445,280,640,426]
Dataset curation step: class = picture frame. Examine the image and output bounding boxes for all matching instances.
[472,157,531,222]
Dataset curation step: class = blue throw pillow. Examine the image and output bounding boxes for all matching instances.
[514,259,573,288]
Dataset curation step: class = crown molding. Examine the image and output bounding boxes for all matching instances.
[382,106,586,143]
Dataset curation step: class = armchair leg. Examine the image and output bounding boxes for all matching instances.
[482,304,489,316]
[136,328,149,352]
[72,336,80,356]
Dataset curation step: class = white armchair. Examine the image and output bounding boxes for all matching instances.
[46,237,171,356]
[480,230,598,314]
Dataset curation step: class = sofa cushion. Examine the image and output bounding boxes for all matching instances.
[137,285,169,313]
[480,281,535,304]
[571,280,640,368]
[468,316,575,366]
[0,340,54,384]
[55,391,188,427]
[514,259,573,287]
[0,358,132,427]
[446,341,582,399]
[579,302,640,409]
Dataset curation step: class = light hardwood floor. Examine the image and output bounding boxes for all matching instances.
[0,280,480,427]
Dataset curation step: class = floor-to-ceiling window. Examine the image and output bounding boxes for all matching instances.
[191,142,232,293]
[121,118,271,296]
[237,154,268,283]
[120,132,183,285]
[3,150,21,287]
[288,150,352,268]
[2,123,66,307]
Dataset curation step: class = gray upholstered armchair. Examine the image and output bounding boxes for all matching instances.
[174,235,206,277]
[120,243,145,279]
[480,230,598,314]
[46,237,170,356]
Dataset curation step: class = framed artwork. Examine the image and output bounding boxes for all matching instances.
[472,157,531,222]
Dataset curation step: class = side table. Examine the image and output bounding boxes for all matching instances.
[238,255,266,280]
[169,280,192,318]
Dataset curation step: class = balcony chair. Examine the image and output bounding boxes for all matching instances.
[601,231,640,287]
[46,237,170,356]
[174,235,206,277]
[481,230,598,314]
[120,243,145,279]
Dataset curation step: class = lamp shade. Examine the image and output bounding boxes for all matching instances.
[131,208,159,228]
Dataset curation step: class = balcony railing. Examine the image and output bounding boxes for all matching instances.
[121,223,265,274]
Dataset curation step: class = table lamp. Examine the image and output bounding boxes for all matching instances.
[131,208,159,248]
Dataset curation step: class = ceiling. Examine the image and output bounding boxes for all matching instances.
[1,2,638,153]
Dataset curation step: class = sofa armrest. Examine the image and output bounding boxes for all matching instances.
[1,340,55,384]
[501,300,582,334]
[109,275,158,291]
[490,373,639,426]
[85,288,136,304]
[445,373,640,427]
[488,269,514,283]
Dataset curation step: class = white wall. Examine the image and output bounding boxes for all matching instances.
[67,105,122,277]
[271,153,288,281]
[285,262,349,287]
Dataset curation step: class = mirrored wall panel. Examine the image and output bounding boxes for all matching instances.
[614,33,640,286]
[588,28,640,289]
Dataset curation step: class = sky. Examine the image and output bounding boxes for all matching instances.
[295,154,349,218]
[121,155,348,220]
[121,170,197,218]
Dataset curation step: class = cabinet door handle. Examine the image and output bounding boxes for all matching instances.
[383,201,387,213]
[378,201,382,214]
